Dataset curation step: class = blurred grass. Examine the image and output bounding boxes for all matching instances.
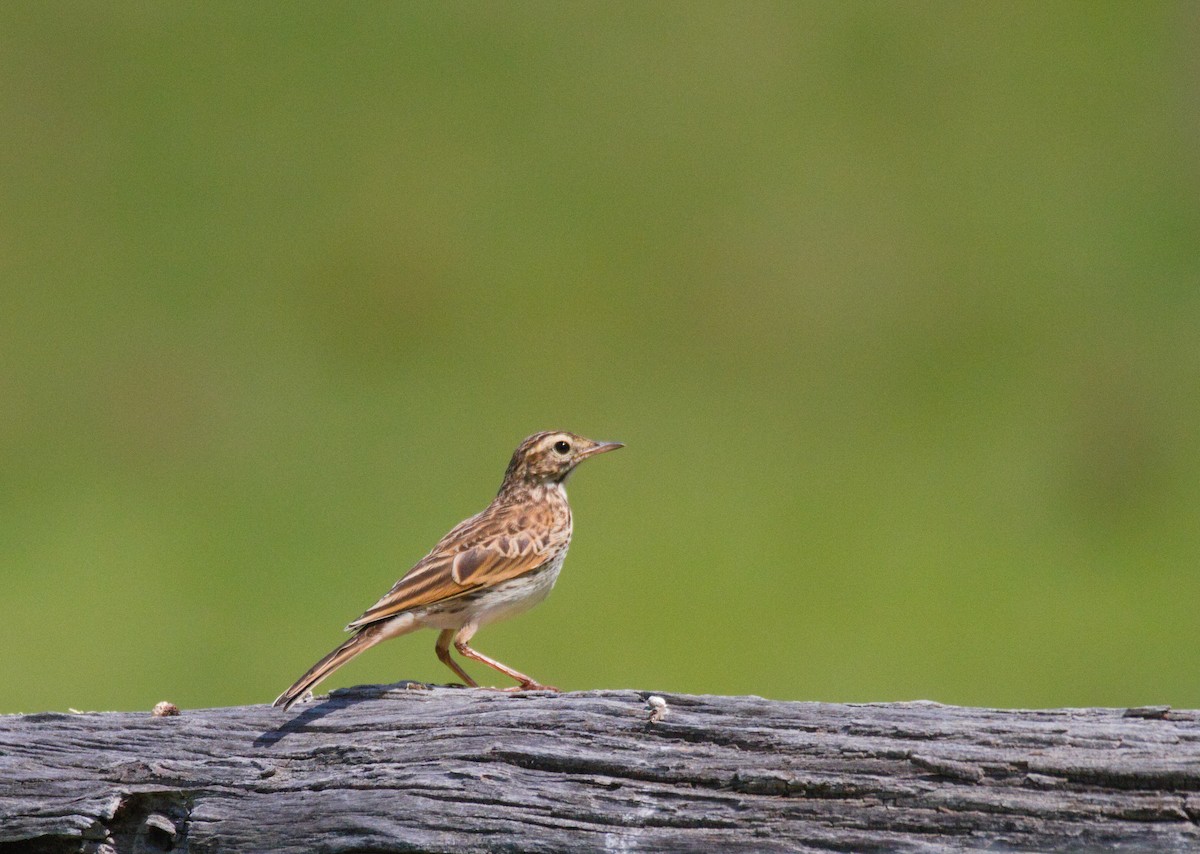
[1,2,1198,713]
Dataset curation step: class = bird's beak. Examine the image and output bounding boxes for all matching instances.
[578,441,624,460]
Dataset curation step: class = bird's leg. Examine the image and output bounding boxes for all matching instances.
[435,628,478,687]
[453,626,559,692]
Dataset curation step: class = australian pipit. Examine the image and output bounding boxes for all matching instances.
[273,431,622,710]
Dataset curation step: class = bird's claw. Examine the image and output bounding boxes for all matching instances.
[506,681,560,693]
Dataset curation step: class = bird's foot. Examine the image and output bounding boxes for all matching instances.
[506,681,560,693]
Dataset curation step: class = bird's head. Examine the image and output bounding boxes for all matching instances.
[501,431,623,489]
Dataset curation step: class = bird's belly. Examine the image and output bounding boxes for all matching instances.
[414,551,567,631]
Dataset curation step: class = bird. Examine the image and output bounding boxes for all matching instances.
[273,430,623,710]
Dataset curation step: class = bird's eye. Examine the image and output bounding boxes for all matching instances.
[553,440,571,454]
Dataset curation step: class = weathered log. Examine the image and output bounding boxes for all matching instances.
[2,685,1198,852]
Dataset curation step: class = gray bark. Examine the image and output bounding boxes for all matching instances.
[2,685,1198,852]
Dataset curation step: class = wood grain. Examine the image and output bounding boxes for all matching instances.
[2,685,1199,852]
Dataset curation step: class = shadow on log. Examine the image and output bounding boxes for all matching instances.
[2,685,1199,852]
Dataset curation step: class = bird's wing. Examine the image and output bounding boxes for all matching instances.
[345,514,560,631]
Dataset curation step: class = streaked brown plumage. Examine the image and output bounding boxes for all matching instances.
[273,431,622,710]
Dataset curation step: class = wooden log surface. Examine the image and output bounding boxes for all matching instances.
[2,685,1199,852]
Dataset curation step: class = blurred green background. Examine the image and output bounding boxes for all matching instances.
[2,3,1198,714]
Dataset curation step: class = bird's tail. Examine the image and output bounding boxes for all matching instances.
[273,626,386,710]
